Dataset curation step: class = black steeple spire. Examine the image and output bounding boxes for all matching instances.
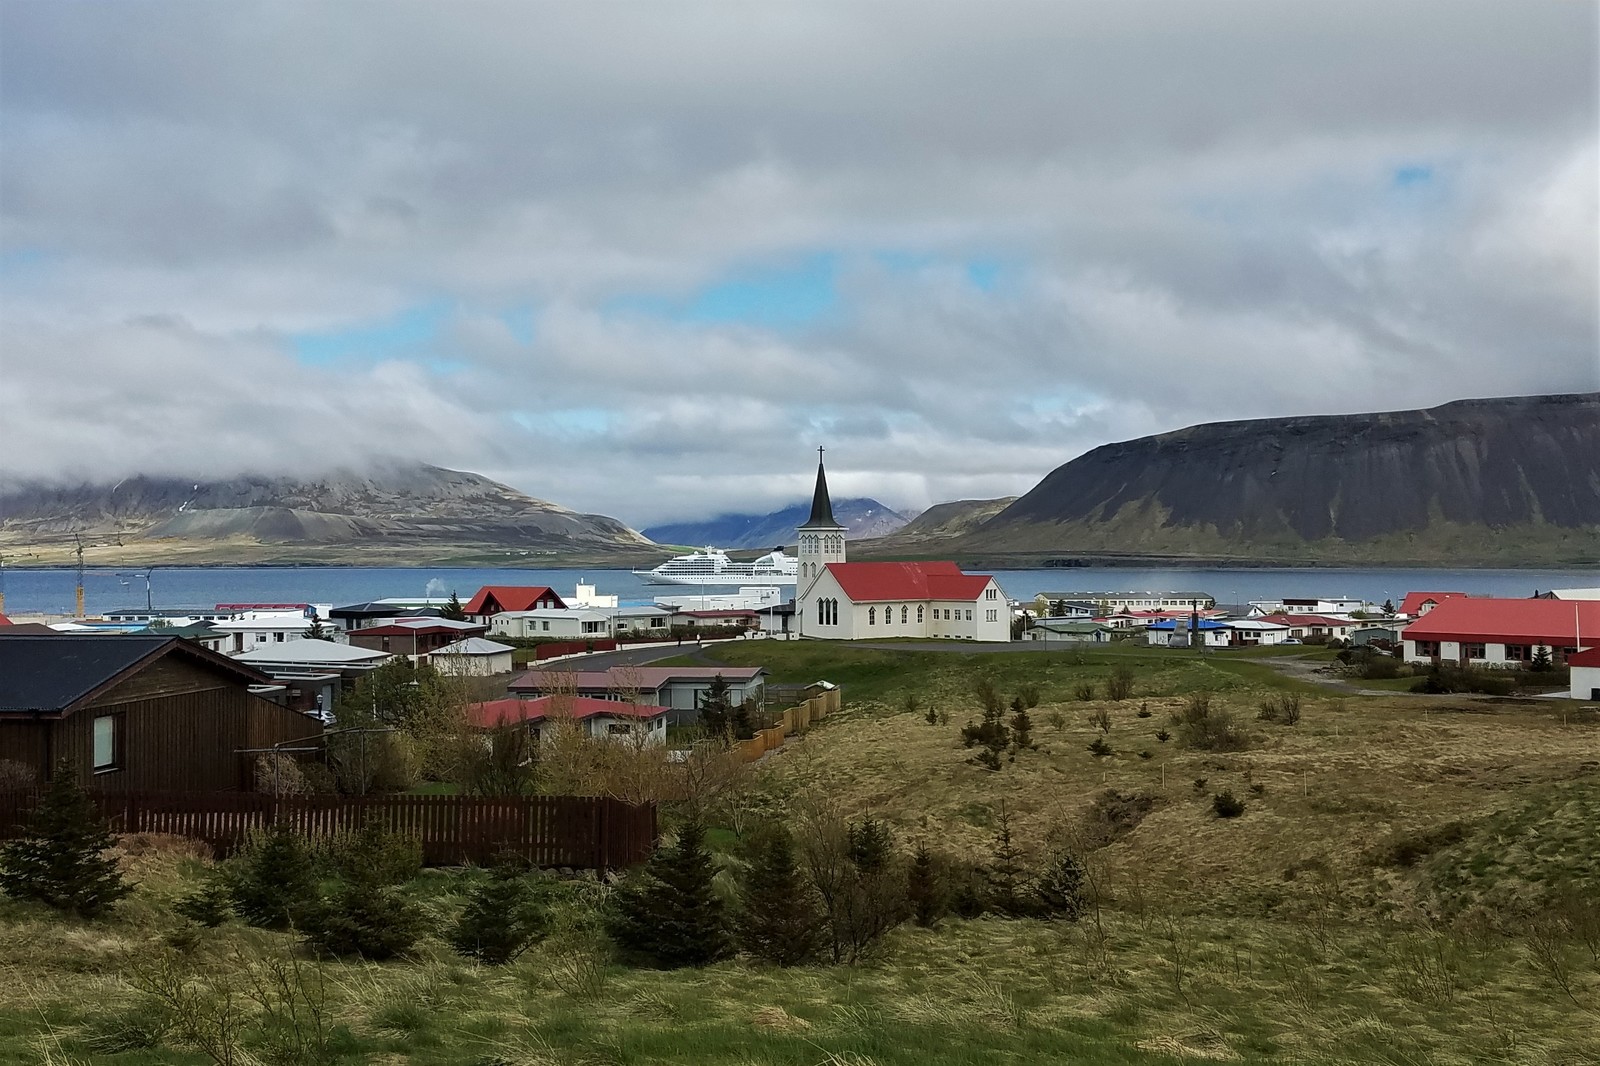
[803,446,841,528]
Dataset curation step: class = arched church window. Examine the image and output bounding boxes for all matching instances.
[917,605,924,623]
[868,607,876,625]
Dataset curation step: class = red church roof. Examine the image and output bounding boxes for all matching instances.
[1402,598,1600,646]
[1569,647,1600,668]
[463,586,567,615]
[467,696,667,728]
[1398,591,1468,617]
[825,561,995,603]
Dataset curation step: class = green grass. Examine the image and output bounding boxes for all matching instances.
[688,641,1329,706]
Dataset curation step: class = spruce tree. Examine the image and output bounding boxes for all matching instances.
[0,765,130,918]
[441,591,467,622]
[847,817,893,873]
[731,700,756,741]
[606,820,732,968]
[228,823,318,930]
[1034,850,1085,920]
[450,862,550,965]
[1009,698,1034,752]
[697,676,734,742]
[735,825,826,965]
[303,875,425,960]
[1531,644,1553,672]
[906,841,944,928]
[986,802,1030,917]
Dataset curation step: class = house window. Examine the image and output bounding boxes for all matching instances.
[381,636,391,651]
[606,723,632,735]
[542,621,551,631]
[1505,644,1530,662]
[901,606,908,624]
[917,605,924,623]
[1463,643,1487,660]
[1415,640,1440,657]
[965,610,973,621]
[274,632,285,642]
[868,607,876,625]
[92,715,120,772]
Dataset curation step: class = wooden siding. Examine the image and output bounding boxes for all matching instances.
[0,790,657,869]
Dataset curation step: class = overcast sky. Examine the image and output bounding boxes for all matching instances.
[2,2,1596,526]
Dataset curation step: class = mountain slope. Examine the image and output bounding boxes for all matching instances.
[644,498,912,550]
[0,464,653,565]
[961,393,1600,565]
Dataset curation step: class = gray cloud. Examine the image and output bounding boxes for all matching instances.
[1,1,1595,526]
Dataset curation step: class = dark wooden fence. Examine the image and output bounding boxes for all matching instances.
[0,790,656,870]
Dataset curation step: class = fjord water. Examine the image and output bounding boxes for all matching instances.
[4,565,1597,617]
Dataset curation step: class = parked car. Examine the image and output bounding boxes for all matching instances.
[1281,638,1303,645]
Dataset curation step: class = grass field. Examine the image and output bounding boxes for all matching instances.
[4,642,1599,1064]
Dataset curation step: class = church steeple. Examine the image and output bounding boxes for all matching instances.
[803,446,839,529]
[796,447,846,605]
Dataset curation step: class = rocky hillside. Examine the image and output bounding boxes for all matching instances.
[644,497,912,550]
[957,393,1600,565]
[0,464,653,565]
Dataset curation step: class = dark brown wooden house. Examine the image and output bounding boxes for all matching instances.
[0,634,324,791]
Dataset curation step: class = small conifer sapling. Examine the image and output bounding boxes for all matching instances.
[607,820,732,968]
[0,764,130,918]
[735,825,826,965]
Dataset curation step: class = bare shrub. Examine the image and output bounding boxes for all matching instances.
[1016,684,1041,709]
[253,753,307,796]
[795,799,907,963]
[1073,682,1097,702]
[1173,693,1249,751]
[1088,708,1112,734]
[1105,667,1135,702]
[0,759,37,790]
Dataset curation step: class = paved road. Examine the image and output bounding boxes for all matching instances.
[524,640,737,673]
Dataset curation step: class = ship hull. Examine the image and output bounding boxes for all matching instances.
[631,570,796,587]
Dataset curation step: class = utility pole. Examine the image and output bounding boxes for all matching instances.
[74,534,86,619]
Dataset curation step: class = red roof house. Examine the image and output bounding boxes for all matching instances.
[1402,598,1600,666]
[825,561,995,602]
[468,696,669,739]
[463,586,567,620]
[1398,592,1468,618]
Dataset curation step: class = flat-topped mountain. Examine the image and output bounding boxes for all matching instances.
[0,464,653,566]
[924,393,1600,565]
[644,497,912,550]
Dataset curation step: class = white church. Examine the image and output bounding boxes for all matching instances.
[794,452,1011,642]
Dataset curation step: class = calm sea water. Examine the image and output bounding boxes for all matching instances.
[2,564,1595,617]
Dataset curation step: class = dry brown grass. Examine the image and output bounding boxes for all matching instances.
[762,686,1600,916]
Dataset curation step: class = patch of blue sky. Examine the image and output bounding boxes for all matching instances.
[499,307,536,345]
[606,252,838,329]
[513,407,610,435]
[872,249,1012,292]
[0,246,52,274]
[291,301,451,366]
[1392,164,1434,188]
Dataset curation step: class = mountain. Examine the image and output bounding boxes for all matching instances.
[938,393,1600,566]
[643,497,912,550]
[0,463,654,566]
[857,496,1017,550]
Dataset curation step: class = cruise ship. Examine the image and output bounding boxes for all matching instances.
[632,546,798,587]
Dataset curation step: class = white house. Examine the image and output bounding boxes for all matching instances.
[1249,597,1364,617]
[1146,619,1231,648]
[430,637,517,676]
[793,452,1009,643]
[607,605,674,636]
[490,609,612,639]
[1225,619,1293,646]
[213,612,343,654]
[1569,648,1600,700]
